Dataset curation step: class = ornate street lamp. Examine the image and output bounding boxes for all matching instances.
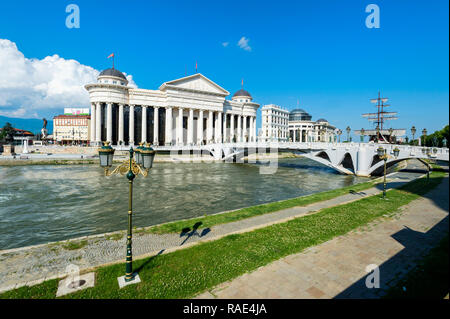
[377,146,387,199]
[377,146,400,199]
[424,147,433,180]
[422,128,427,146]
[98,141,156,285]
[336,129,342,143]
[411,126,416,145]
[360,128,365,143]
[346,126,351,142]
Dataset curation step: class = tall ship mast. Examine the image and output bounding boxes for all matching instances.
[362,91,398,131]
[355,91,405,143]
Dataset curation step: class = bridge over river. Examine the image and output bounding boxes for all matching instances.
[135,142,450,177]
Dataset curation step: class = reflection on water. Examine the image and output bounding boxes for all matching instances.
[0,158,370,249]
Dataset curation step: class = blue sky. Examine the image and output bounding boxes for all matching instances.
[0,0,448,138]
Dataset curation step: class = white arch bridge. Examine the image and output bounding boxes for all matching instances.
[119,142,450,177]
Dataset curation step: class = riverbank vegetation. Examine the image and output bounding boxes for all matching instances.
[1,170,445,299]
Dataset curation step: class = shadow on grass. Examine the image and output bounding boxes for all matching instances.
[135,249,165,274]
[373,174,449,212]
[349,190,367,196]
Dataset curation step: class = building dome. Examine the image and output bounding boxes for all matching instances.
[232,89,252,98]
[316,118,328,123]
[99,68,127,79]
[232,88,252,102]
[289,108,312,121]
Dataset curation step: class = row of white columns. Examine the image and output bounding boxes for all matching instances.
[291,129,309,142]
[289,128,335,142]
[90,103,257,146]
[166,107,257,145]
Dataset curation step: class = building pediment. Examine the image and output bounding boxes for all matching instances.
[159,73,230,97]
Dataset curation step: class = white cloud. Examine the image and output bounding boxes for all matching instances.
[0,38,137,118]
[237,37,251,51]
[222,42,229,47]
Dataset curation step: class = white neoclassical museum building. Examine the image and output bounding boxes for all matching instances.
[261,105,337,143]
[85,68,259,146]
[288,108,337,142]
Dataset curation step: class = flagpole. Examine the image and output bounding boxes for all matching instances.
[108,53,115,69]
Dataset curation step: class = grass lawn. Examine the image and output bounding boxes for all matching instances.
[1,170,445,299]
[383,234,449,299]
[143,178,383,235]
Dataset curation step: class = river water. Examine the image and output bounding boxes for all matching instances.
[0,158,370,250]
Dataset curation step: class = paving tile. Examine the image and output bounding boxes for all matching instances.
[193,176,448,300]
[306,286,325,298]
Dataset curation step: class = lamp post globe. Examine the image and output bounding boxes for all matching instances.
[140,143,156,170]
[393,147,400,158]
[98,141,115,168]
[377,146,385,157]
[135,143,144,165]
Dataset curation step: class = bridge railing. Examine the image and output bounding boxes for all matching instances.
[114,142,449,157]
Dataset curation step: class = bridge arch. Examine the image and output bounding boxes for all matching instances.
[316,151,331,162]
[338,152,355,174]
[368,157,429,176]
[370,154,382,168]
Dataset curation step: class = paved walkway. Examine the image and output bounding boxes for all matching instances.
[0,162,432,292]
[195,176,449,299]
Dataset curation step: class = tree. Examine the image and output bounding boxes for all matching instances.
[422,125,449,147]
[0,122,14,143]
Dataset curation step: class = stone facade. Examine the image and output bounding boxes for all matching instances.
[261,104,289,142]
[85,70,259,146]
[53,115,91,145]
